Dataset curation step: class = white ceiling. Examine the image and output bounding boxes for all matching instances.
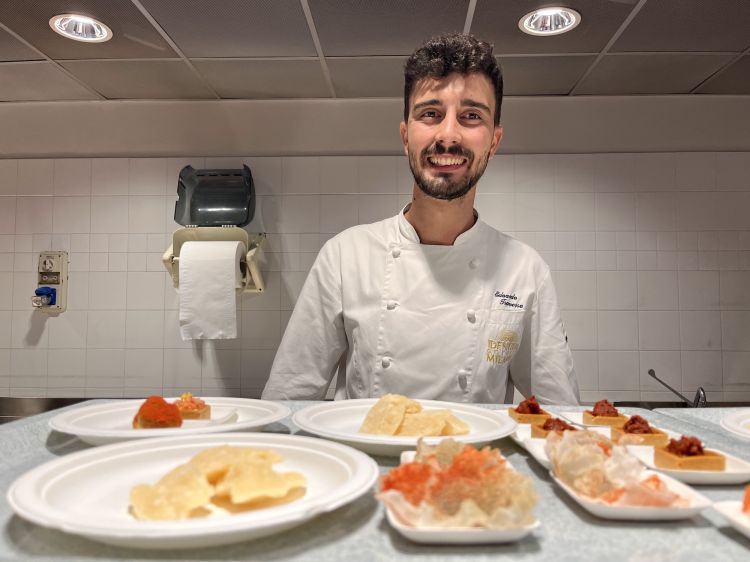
[0,0,748,102]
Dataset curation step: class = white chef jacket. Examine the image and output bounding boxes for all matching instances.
[262,208,580,404]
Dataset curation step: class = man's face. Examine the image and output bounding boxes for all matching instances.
[400,72,503,201]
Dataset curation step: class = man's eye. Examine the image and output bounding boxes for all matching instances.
[464,112,482,120]
[422,110,439,118]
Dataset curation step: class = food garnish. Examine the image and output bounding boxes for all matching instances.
[545,431,688,507]
[378,439,537,528]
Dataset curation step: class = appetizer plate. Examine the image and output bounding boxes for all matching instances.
[293,400,517,456]
[384,506,539,545]
[49,398,290,446]
[626,445,750,485]
[7,433,379,549]
[552,470,711,521]
[713,501,750,541]
[720,409,750,442]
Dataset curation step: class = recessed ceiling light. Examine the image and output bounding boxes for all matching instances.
[49,14,113,43]
[519,7,581,36]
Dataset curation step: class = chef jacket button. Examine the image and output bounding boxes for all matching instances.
[382,357,391,368]
[467,310,476,323]
[386,300,398,310]
[458,373,468,390]
[391,248,401,258]
[469,258,480,269]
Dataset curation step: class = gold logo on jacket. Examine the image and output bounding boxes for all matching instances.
[485,329,519,365]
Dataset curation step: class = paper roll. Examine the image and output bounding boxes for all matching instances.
[178,240,243,340]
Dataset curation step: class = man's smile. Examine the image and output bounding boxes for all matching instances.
[426,155,468,171]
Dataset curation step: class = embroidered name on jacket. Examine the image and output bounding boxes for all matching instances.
[494,291,524,309]
[486,329,520,365]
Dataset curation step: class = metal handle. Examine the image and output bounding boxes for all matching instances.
[647,369,707,408]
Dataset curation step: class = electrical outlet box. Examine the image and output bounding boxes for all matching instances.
[33,251,68,313]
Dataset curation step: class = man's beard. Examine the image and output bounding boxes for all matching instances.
[408,144,490,201]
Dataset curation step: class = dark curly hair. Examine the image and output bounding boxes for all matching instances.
[404,33,503,126]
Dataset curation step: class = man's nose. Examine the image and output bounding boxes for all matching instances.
[435,115,462,145]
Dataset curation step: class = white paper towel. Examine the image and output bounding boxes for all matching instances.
[178,240,243,340]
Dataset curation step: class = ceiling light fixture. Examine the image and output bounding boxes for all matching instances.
[49,13,113,43]
[519,7,581,36]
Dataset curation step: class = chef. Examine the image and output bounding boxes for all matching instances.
[262,33,580,405]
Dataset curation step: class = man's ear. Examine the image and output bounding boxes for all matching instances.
[489,125,503,158]
[399,121,409,156]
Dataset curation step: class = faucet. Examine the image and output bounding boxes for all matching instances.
[647,369,707,408]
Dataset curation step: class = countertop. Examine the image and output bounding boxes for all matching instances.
[1,401,749,562]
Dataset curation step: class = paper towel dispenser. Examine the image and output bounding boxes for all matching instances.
[163,165,265,293]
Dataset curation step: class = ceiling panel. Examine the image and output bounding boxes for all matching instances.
[328,57,405,97]
[471,0,636,55]
[696,56,750,94]
[193,59,330,98]
[575,53,734,95]
[611,0,750,53]
[500,55,596,96]
[0,27,43,62]
[60,59,215,99]
[310,0,468,56]
[139,0,316,57]
[0,61,98,101]
[0,0,176,60]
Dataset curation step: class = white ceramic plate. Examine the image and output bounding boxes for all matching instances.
[384,506,539,545]
[713,501,750,541]
[720,409,750,442]
[626,445,750,485]
[552,470,711,520]
[49,398,291,445]
[293,400,517,456]
[390,450,538,544]
[7,433,379,549]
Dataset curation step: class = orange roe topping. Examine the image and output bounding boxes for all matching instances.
[133,396,182,428]
[743,485,750,514]
[381,463,435,506]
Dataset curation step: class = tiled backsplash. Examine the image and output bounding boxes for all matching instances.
[0,153,749,402]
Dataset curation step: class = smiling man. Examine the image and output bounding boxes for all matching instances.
[262,33,580,405]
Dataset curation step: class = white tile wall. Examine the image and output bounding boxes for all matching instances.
[0,153,748,401]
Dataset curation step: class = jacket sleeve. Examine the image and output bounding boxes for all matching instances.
[261,239,347,400]
[509,269,580,405]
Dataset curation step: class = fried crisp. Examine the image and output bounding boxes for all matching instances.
[215,461,306,504]
[360,395,469,437]
[190,446,283,484]
[359,394,421,435]
[396,410,451,436]
[129,446,306,521]
[130,464,214,520]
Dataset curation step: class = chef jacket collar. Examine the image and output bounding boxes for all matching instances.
[398,203,483,246]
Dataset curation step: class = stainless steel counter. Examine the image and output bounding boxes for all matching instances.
[1,402,748,562]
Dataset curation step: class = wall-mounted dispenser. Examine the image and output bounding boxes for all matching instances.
[162,165,265,293]
[31,251,68,313]
[164,165,265,340]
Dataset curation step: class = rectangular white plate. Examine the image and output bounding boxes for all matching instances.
[553,470,711,520]
[713,501,750,541]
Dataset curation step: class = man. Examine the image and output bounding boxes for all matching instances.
[262,33,579,405]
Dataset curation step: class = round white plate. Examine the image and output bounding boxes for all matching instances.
[7,432,379,549]
[49,398,291,445]
[293,400,517,456]
[552,470,711,520]
[626,445,750,485]
[385,506,539,545]
[713,501,750,541]
[720,409,750,442]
